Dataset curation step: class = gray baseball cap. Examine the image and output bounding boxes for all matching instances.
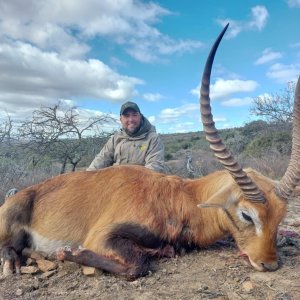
[120,101,141,115]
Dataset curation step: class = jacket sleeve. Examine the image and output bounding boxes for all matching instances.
[145,134,165,173]
[86,136,115,171]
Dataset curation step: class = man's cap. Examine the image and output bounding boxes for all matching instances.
[120,101,141,115]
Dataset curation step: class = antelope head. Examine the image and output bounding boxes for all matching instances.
[200,24,300,271]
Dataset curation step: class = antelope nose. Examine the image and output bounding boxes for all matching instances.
[261,261,279,271]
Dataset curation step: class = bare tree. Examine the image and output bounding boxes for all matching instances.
[251,81,295,123]
[18,102,116,173]
[0,115,20,161]
[0,116,13,146]
[0,116,27,201]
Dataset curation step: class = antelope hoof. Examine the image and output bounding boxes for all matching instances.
[0,246,21,276]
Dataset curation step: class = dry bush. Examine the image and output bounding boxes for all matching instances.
[0,160,61,203]
[165,159,188,177]
[165,149,222,178]
[242,150,289,179]
[165,148,290,181]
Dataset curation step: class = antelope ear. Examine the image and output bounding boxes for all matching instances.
[197,184,240,209]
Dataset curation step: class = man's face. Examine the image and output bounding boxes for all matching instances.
[120,109,142,134]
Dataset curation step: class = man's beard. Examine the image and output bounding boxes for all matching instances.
[124,126,140,136]
[123,117,143,136]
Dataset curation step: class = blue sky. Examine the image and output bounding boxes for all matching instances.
[0,0,300,133]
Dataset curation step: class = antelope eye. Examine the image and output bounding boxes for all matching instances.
[242,212,253,223]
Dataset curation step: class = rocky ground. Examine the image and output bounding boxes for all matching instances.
[0,198,299,300]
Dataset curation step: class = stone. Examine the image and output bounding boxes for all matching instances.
[242,281,255,293]
[40,270,57,279]
[15,289,23,296]
[26,258,35,266]
[36,259,58,272]
[22,248,46,260]
[20,266,40,274]
[82,266,97,276]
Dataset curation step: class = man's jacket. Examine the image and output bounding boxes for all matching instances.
[87,117,165,173]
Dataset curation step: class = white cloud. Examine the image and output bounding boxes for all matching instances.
[216,19,242,39]
[266,63,300,83]
[165,121,197,133]
[248,6,269,30]
[127,36,203,63]
[159,103,199,121]
[154,104,229,133]
[0,3,89,59]
[255,48,283,65]
[221,97,253,107]
[217,6,269,39]
[0,40,143,119]
[221,123,231,129]
[191,79,259,99]
[212,116,227,122]
[0,0,202,63]
[148,116,156,124]
[287,0,300,8]
[0,0,204,123]
[210,79,259,99]
[143,93,164,102]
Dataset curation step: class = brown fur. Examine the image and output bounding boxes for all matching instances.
[0,165,287,279]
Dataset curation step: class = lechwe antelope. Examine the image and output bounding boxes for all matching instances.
[0,24,299,280]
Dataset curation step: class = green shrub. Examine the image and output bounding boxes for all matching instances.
[165,153,173,160]
[244,131,291,157]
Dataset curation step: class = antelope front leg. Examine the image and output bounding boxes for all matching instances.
[56,247,147,280]
[0,246,21,276]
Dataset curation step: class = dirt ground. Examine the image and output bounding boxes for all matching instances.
[0,198,299,300]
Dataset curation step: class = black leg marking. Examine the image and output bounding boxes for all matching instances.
[56,247,143,280]
[0,230,31,275]
[106,223,164,259]
[5,190,35,234]
[105,223,169,277]
[107,223,163,250]
[10,230,31,255]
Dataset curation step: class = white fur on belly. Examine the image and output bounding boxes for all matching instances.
[30,230,78,254]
